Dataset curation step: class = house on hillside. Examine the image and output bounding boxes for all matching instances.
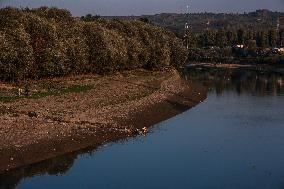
[232,44,247,56]
[233,44,245,49]
[274,48,284,54]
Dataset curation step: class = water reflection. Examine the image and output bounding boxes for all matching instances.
[181,67,284,96]
[0,155,75,189]
[1,67,284,189]
[0,138,134,189]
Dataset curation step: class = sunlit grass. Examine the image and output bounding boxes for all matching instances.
[0,84,93,103]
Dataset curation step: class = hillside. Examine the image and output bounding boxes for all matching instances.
[143,9,284,37]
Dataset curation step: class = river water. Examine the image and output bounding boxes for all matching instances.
[1,67,284,189]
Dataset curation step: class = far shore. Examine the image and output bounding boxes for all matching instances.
[185,62,254,69]
[0,69,207,172]
[183,62,284,74]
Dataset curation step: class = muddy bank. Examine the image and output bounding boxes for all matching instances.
[0,69,207,173]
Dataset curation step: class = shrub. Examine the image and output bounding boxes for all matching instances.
[0,7,27,30]
[25,7,73,22]
[83,23,129,73]
[0,7,188,81]
[0,29,34,81]
[25,14,69,77]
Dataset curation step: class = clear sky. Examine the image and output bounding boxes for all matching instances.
[0,0,283,16]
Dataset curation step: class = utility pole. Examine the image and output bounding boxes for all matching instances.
[206,20,210,31]
[183,4,191,49]
[276,17,280,33]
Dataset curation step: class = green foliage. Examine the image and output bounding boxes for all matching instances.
[146,10,284,37]
[139,17,151,24]
[25,6,73,22]
[0,28,34,81]
[188,47,233,63]
[83,23,129,73]
[143,9,283,64]
[0,7,187,81]
[183,28,283,49]
[237,29,245,44]
[0,7,27,29]
[81,14,101,22]
[146,10,284,49]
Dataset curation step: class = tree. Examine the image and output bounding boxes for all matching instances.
[256,31,268,48]
[278,29,284,47]
[0,7,187,81]
[237,29,245,44]
[215,29,227,47]
[202,30,216,47]
[268,30,277,47]
[247,39,257,56]
[139,17,151,24]
[226,30,237,45]
[81,14,101,22]
[184,32,198,48]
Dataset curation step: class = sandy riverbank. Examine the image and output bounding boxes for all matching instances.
[0,69,207,172]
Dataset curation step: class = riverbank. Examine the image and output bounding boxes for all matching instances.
[0,69,207,172]
[185,62,254,69]
[184,62,284,74]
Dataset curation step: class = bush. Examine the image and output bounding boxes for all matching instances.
[25,7,73,22]
[0,29,34,81]
[62,22,90,74]
[25,14,69,77]
[0,7,188,81]
[0,7,27,30]
[83,23,128,73]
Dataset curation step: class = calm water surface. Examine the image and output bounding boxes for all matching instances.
[2,68,284,189]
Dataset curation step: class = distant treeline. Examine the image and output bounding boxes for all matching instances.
[185,28,284,64]
[145,10,284,37]
[186,29,283,48]
[187,47,284,64]
[140,10,284,48]
[0,7,187,81]
[103,10,284,64]
[142,10,284,64]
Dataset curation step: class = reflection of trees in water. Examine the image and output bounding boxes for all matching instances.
[0,137,131,189]
[183,67,284,96]
[0,154,76,189]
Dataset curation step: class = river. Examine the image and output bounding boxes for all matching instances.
[1,67,284,189]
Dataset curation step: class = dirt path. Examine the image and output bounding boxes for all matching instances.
[0,69,207,172]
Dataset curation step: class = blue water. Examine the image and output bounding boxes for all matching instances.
[3,69,284,189]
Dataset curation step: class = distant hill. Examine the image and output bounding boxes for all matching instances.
[145,10,284,37]
[104,10,284,38]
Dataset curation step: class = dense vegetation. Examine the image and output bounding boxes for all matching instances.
[105,10,284,64]
[183,24,284,64]
[184,28,283,49]
[0,7,187,81]
[144,10,284,38]
[142,10,284,64]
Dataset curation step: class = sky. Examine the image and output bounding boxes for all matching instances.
[0,0,284,16]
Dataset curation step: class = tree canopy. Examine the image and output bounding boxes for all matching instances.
[0,7,187,81]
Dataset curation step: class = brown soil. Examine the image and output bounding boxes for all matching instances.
[0,69,207,173]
